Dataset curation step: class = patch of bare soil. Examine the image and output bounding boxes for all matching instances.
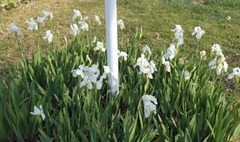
[191,0,205,5]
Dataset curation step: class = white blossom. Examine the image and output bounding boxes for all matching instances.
[117,19,125,30]
[71,65,84,78]
[80,64,100,89]
[192,26,205,40]
[80,78,93,89]
[134,54,156,79]
[149,60,157,73]
[72,9,82,22]
[162,57,171,72]
[94,41,106,52]
[228,67,240,79]
[200,50,206,57]
[37,16,45,26]
[163,44,177,60]
[9,23,21,35]
[70,24,79,36]
[182,70,190,80]
[209,58,217,69]
[79,21,89,31]
[211,44,222,55]
[171,25,184,45]
[142,45,152,54]
[43,30,53,43]
[72,64,111,90]
[95,15,101,25]
[92,36,97,44]
[142,95,158,118]
[103,66,112,75]
[96,80,103,90]
[30,105,45,120]
[118,50,128,61]
[42,10,53,20]
[25,18,38,31]
[208,46,228,75]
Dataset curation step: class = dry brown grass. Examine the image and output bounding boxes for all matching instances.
[1,0,240,70]
[0,0,104,69]
[0,0,98,40]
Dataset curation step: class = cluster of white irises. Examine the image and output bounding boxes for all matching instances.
[8,10,240,120]
[70,9,90,36]
[208,44,228,75]
[72,64,112,90]
[134,45,157,79]
[9,10,53,44]
[70,9,125,37]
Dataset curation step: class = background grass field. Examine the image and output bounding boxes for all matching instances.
[0,0,239,70]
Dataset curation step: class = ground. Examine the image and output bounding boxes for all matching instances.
[0,0,104,69]
[0,0,240,70]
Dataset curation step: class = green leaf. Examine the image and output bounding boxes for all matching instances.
[231,123,240,141]
[206,120,215,138]
[36,83,47,95]
[39,129,51,142]
[129,117,137,141]
[78,130,89,142]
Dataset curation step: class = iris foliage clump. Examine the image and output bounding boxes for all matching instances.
[0,9,239,141]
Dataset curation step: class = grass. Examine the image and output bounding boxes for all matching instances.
[0,0,103,68]
[0,0,240,69]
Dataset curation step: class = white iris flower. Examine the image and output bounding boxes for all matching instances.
[72,65,85,78]
[228,67,240,79]
[192,26,205,40]
[118,50,128,61]
[182,70,190,81]
[171,25,184,45]
[9,23,21,35]
[42,10,53,20]
[142,95,158,118]
[70,24,80,36]
[30,105,45,121]
[72,64,111,90]
[142,45,152,54]
[92,36,97,44]
[72,9,82,22]
[43,30,53,43]
[200,50,206,58]
[134,54,157,79]
[163,44,177,60]
[95,15,101,25]
[208,45,228,75]
[37,16,45,26]
[79,21,89,31]
[117,19,125,30]
[211,44,222,55]
[94,41,106,52]
[162,57,171,72]
[25,18,38,31]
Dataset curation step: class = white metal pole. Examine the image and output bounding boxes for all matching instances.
[105,0,119,94]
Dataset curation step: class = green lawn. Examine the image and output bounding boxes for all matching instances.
[0,0,239,70]
[117,0,240,60]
